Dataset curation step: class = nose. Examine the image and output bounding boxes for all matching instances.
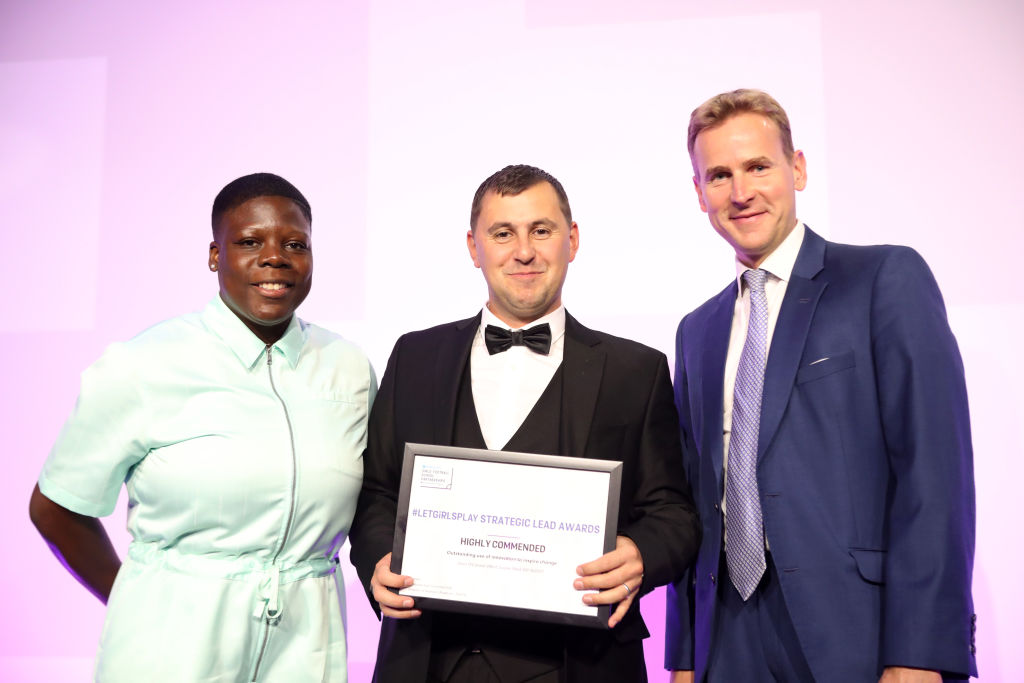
[514,234,536,263]
[731,174,754,205]
[259,240,289,267]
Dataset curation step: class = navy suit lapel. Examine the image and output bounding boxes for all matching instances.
[701,284,736,494]
[561,312,605,460]
[758,228,828,461]
[432,314,480,446]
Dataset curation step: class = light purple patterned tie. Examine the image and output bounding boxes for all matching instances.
[726,268,769,600]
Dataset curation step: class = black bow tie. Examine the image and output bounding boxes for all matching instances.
[484,323,552,355]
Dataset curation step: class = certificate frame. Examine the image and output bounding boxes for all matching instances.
[391,442,623,629]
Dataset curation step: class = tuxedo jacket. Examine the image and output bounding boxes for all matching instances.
[665,227,977,681]
[350,311,699,683]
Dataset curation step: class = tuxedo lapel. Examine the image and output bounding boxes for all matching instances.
[701,284,736,494]
[561,313,605,460]
[431,314,480,446]
[758,228,827,461]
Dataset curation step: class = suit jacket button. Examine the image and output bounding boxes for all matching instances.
[713,503,720,512]
[709,573,716,584]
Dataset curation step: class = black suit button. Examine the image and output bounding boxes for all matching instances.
[709,573,716,584]
[713,503,720,512]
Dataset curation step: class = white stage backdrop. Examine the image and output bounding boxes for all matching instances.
[1,0,1020,680]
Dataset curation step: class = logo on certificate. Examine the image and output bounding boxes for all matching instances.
[418,462,454,490]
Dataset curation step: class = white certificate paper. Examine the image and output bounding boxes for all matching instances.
[392,443,622,628]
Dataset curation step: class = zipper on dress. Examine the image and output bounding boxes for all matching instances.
[251,344,300,682]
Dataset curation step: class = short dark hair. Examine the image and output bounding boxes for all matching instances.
[211,172,312,236]
[470,164,572,231]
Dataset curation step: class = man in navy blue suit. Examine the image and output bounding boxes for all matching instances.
[665,89,977,682]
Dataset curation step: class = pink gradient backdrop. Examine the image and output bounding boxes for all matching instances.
[2,1,1020,680]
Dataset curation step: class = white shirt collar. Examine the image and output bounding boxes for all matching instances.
[733,221,805,289]
[478,304,566,341]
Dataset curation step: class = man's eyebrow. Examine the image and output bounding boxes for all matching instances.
[485,221,514,234]
[486,218,558,233]
[745,156,774,168]
[702,165,730,180]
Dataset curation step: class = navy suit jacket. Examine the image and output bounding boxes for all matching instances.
[665,227,976,681]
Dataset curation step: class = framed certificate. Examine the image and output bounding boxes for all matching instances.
[391,442,623,629]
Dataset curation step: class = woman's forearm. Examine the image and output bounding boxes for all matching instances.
[29,484,121,603]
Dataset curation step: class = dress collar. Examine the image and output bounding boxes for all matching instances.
[201,295,306,369]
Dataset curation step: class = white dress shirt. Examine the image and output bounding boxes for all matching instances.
[722,222,805,524]
[470,305,566,450]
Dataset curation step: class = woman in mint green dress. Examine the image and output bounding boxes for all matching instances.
[29,174,375,682]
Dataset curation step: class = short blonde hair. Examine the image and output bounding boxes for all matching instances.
[687,89,795,172]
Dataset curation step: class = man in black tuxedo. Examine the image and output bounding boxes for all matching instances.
[350,164,699,683]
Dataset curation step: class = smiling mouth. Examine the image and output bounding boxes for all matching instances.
[254,282,292,293]
[731,211,765,222]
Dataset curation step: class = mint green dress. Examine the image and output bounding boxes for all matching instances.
[39,297,375,682]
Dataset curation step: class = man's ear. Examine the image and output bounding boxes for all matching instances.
[209,241,220,271]
[466,229,481,268]
[792,150,807,191]
[693,175,709,213]
[567,222,580,263]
